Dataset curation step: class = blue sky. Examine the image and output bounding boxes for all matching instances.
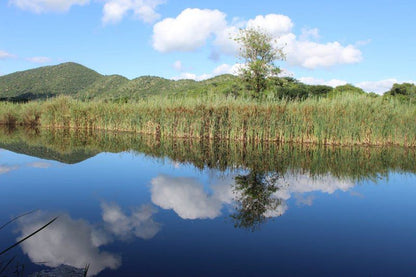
[0,0,414,93]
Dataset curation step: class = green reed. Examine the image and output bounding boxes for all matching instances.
[0,93,415,146]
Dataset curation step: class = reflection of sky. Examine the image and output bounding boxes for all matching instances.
[16,201,161,276]
[2,149,416,276]
[150,172,356,220]
[0,149,55,176]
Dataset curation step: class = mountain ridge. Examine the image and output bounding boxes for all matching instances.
[0,62,240,101]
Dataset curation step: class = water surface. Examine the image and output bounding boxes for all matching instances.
[1,128,415,276]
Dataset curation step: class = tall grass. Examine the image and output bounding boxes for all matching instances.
[0,94,415,146]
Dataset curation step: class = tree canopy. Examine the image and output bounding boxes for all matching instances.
[235,27,285,98]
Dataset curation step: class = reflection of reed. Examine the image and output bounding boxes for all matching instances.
[1,127,416,181]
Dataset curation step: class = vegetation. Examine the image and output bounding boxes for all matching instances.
[235,28,285,98]
[0,62,415,147]
[384,83,416,103]
[1,127,416,181]
[0,93,415,147]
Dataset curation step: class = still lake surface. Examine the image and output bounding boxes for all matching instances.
[0,128,416,276]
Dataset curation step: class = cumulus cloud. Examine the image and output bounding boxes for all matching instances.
[102,0,164,24]
[9,0,90,13]
[101,202,161,240]
[153,9,362,69]
[151,175,224,219]
[153,8,227,52]
[284,39,362,69]
[246,14,294,37]
[17,212,121,276]
[26,56,52,63]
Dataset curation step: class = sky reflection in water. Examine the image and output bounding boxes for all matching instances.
[1,133,416,276]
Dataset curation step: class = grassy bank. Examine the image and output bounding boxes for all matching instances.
[0,94,415,146]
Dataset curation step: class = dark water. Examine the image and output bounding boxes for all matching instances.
[1,128,416,276]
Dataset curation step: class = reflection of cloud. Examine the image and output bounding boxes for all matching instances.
[0,165,19,175]
[151,175,223,219]
[27,161,53,169]
[283,173,355,195]
[17,212,121,276]
[294,194,314,206]
[151,172,356,220]
[101,202,160,240]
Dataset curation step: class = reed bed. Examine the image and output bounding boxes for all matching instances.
[0,94,415,147]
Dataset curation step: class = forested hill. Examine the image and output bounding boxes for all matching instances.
[0,62,240,102]
[1,62,414,102]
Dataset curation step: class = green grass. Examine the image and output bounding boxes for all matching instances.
[0,93,415,147]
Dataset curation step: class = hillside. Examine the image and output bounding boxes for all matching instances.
[0,62,102,101]
[2,62,412,102]
[0,62,241,101]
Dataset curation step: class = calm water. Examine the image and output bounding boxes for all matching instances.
[1,128,416,276]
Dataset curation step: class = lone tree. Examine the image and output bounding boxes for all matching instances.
[235,27,285,98]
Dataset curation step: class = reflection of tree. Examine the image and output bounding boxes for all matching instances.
[231,171,283,231]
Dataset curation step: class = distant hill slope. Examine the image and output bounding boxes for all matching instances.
[0,62,102,100]
[0,62,241,101]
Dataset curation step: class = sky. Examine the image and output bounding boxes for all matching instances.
[0,0,415,94]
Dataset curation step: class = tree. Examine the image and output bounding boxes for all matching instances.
[234,27,285,98]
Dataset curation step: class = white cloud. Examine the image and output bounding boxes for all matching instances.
[9,0,89,13]
[101,202,161,240]
[17,212,121,276]
[355,79,408,94]
[299,77,348,87]
[102,0,163,24]
[151,175,224,219]
[153,8,227,52]
[246,14,294,37]
[284,39,362,69]
[26,56,52,63]
[153,10,362,69]
[0,50,15,59]
[300,27,320,41]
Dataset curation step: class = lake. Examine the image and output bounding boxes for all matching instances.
[1,128,416,276]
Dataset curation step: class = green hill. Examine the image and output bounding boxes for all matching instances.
[0,62,102,101]
[0,62,242,101]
